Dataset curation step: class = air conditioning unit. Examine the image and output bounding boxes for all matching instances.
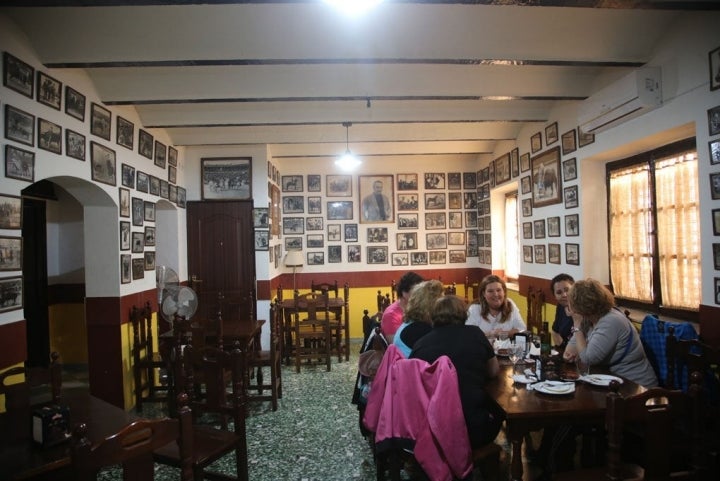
[578,67,662,135]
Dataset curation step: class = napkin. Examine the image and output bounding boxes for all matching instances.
[493,338,511,350]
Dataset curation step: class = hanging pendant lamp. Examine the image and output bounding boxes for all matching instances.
[335,122,361,171]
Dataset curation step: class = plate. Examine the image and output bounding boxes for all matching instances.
[495,348,510,357]
[512,374,536,384]
[581,374,624,387]
[533,381,576,395]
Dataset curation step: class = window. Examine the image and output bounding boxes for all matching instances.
[504,192,519,281]
[607,139,699,318]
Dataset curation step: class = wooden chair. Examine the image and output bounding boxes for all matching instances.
[311,280,347,362]
[377,290,391,314]
[154,342,249,481]
[71,394,194,481]
[526,285,545,334]
[247,299,283,411]
[390,279,396,303]
[290,291,332,372]
[443,281,457,295]
[132,302,168,412]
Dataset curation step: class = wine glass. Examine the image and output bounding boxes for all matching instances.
[508,342,522,375]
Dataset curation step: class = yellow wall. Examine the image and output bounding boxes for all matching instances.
[48,304,87,364]
[0,365,24,412]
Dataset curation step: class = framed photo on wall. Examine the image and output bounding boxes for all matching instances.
[424,173,445,189]
[138,129,153,160]
[348,245,361,263]
[578,128,595,148]
[37,71,62,110]
[545,122,558,145]
[561,129,577,155]
[307,174,321,192]
[0,276,23,312]
[562,158,577,181]
[282,175,303,192]
[710,139,720,165]
[344,223,358,242]
[90,102,111,141]
[711,172,720,200]
[168,146,178,166]
[710,46,720,91]
[327,175,352,196]
[132,258,145,280]
[547,216,561,237]
[392,252,409,266]
[5,104,35,147]
[154,141,166,169]
[548,243,561,264]
[0,236,22,271]
[565,213,580,236]
[65,86,86,121]
[534,245,546,264]
[66,129,86,161]
[566,243,580,265]
[359,175,394,224]
[531,132,542,153]
[37,118,62,155]
[131,197,144,226]
[709,105,720,136]
[327,201,353,220]
[201,157,251,200]
[0,194,22,229]
[327,224,341,241]
[367,246,388,264]
[116,116,134,150]
[713,243,720,270]
[713,208,720,235]
[523,245,533,263]
[531,147,562,208]
[520,152,531,172]
[255,231,269,250]
[397,173,418,191]
[120,222,131,251]
[398,213,419,229]
[131,232,144,253]
[90,141,116,186]
[564,185,579,208]
[3,52,34,98]
[494,153,511,185]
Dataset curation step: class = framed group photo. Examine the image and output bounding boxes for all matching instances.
[201,157,251,200]
[327,175,352,196]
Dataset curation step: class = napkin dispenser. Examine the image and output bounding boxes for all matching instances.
[32,404,71,447]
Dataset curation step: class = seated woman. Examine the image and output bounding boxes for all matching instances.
[550,273,575,350]
[381,271,424,343]
[393,280,444,357]
[466,275,526,338]
[410,295,504,449]
[563,278,657,388]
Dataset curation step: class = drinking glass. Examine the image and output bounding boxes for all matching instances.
[508,342,522,375]
[576,358,591,377]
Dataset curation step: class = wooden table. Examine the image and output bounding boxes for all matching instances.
[0,391,137,480]
[485,361,646,481]
[279,296,347,364]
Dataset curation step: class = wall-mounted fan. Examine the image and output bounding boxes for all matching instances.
[160,286,198,324]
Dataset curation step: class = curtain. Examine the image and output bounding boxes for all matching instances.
[504,194,519,279]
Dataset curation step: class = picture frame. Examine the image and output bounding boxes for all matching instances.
[132,258,145,280]
[65,86,86,121]
[713,209,720,236]
[0,276,23,313]
[282,195,304,214]
[424,192,446,210]
[533,219,546,239]
[0,236,23,271]
[144,251,156,271]
[138,129,154,160]
[168,146,178,167]
[255,231,269,250]
[523,245,533,263]
[201,157,252,200]
[711,172,720,200]
[90,141,117,186]
[561,128,577,155]
[66,129,86,161]
[449,250,466,264]
[548,243,561,264]
[398,193,419,211]
[565,213,580,236]
[521,198,533,217]
[37,71,61,110]
[411,252,428,266]
[709,105,720,136]
[144,226,156,247]
[177,187,186,209]
[425,212,446,230]
[578,128,595,148]
[119,221,131,251]
[118,188,130,218]
[521,175,531,194]
[710,45,720,91]
[447,172,462,190]
[169,185,178,203]
[494,153,511,185]
[327,201,353,220]
[307,252,325,266]
[562,157,577,181]
[397,173,418,191]
[392,252,409,266]
[3,52,34,98]
[397,232,419,250]
[710,139,720,165]
[269,183,280,237]
[0,194,22,229]
[465,211,477,228]
[253,208,269,228]
[713,243,720,270]
[168,165,177,184]
[161,178,170,198]
[534,245,546,264]
[116,116,134,150]
[547,216,561,237]
[522,222,533,239]
[348,245,362,263]
[344,223,358,242]
[531,132,542,153]
[285,237,302,251]
[307,196,322,214]
[282,175,303,192]
[136,171,149,193]
[545,122,558,145]
[463,172,477,190]
[715,278,720,305]
[367,227,388,243]
[428,251,447,265]
[306,217,323,231]
[328,245,342,263]
[448,211,463,229]
[307,174,321,192]
[359,175,394,223]
[121,163,135,188]
[367,246,388,264]
[283,217,304,235]
[5,104,35,146]
[154,140,166,169]
[327,175,352,196]
[510,148,520,178]
[90,102,111,141]
[327,224,341,241]
[143,201,156,222]
[448,232,466,245]
[520,152,531,172]
[424,173,445,189]
[531,147,562,208]
[566,243,580,265]
[132,231,144,253]
[564,185,579,208]
[131,197,144,227]
[37,118,62,154]
[307,234,324,248]
[5,145,35,183]
[449,193,463,210]
[120,254,130,283]
[398,213,419,229]
[480,166,490,182]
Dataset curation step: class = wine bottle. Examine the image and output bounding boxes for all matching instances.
[540,321,551,357]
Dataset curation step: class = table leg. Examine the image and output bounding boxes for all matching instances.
[510,436,524,481]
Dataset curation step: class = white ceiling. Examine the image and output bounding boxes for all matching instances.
[2,1,717,161]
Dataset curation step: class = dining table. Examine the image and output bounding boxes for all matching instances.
[0,390,138,480]
[485,358,646,481]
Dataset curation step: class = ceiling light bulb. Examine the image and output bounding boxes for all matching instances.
[335,150,362,171]
[323,0,384,16]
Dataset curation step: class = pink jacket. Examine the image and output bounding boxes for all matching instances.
[363,345,473,481]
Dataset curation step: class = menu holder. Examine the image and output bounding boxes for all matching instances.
[32,404,71,447]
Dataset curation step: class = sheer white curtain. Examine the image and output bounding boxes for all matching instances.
[504,194,519,280]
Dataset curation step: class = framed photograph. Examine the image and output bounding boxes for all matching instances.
[480,166,490,182]
[447,193,461,210]
[0,236,22,271]
[307,252,325,265]
[306,174,321,192]
[510,148,520,178]
[5,104,35,146]
[144,226,156,247]
[3,52,34,98]
[327,223,341,241]
[116,116,134,150]
[359,175,394,223]
[131,231,144,253]
[367,227,388,243]
[547,216,561,237]
[531,147,562,208]
[531,132,542,153]
[425,212,446,230]
[201,157,251,200]
[545,122,558,145]
[143,201,156,222]
[522,222,533,239]
[562,158,577,181]
[121,163,135,188]
[709,105,720,136]
[307,234,324,248]
[344,245,360,263]
[282,175,303,192]
[463,172,477,190]
[533,219,546,239]
[566,243,580,265]
[367,246,388,264]
[285,237,302,250]
[118,188,130,218]
[424,192,446,210]
[449,250,466,263]
[397,232,419,250]
[447,172,462,190]
[66,129,85,161]
[37,118,62,154]
[564,185,579,208]
[713,209,720,235]
[520,152,531,172]
[448,232,466,245]
[5,145,35,183]
[253,208,269,228]
[578,128,595,148]
[119,221,131,251]
[534,245,546,264]
[0,194,22,229]
[448,211,463,229]
[327,175,352,196]
[398,213,419,229]
[465,211,477,228]
[392,252,409,266]
[90,141,117,186]
[523,245,533,263]
[327,201,353,220]
[565,213,580,236]
[344,223,358,242]
[255,231,269,250]
[283,217,304,235]
[328,245,342,263]
[424,173,445,189]
[521,198,533,217]
[138,129,153,160]
[711,46,720,91]
[306,217,323,231]
[561,129,577,155]
[90,102,111,141]
[169,185,178,203]
[134,172,148,193]
[132,258,145,280]
[397,173,418,191]
[119,254,130,284]
[61,85,86,121]
[494,153,511,185]
[167,146,178,167]
[144,251,156,271]
[548,243,561,264]
[154,141,166,169]
[168,165,177,184]
[712,173,720,200]
[429,251,447,265]
[713,243,720,270]
[282,195,304,214]
[307,196,322,214]
[710,139,720,165]
[177,187,186,209]
[521,175,531,194]
[411,252,428,265]
[131,198,144,226]
[0,276,23,313]
[398,193,419,211]
[37,72,61,110]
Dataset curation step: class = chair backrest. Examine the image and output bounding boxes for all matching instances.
[131,302,156,364]
[640,315,698,388]
[311,280,338,298]
[0,351,62,413]
[71,394,194,481]
[391,279,397,302]
[444,282,457,296]
[377,290,391,314]
[525,286,545,333]
[294,291,330,323]
[666,326,720,394]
